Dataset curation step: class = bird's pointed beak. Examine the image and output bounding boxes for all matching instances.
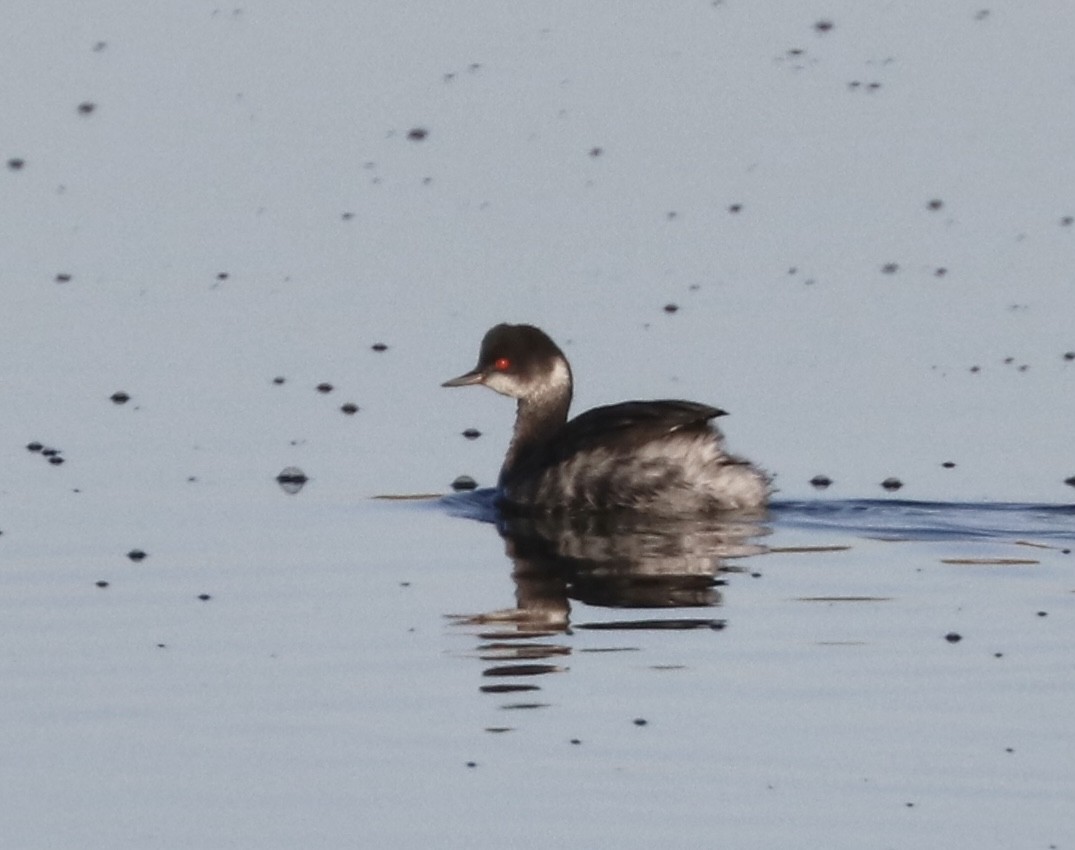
[441,368,484,388]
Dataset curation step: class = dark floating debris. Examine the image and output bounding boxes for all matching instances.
[663,303,679,314]
[1063,352,1074,362]
[406,127,428,141]
[945,632,962,643]
[276,466,308,495]
[216,272,229,281]
[197,593,212,601]
[272,376,286,385]
[96,580,109,588]
[881,262,899,274]
[728,203,743,214]
[881,477,903,491]
[809,474,832,490]
[110,391,130,404]
[462,428,482,440]
[1036,611,1048,618]
[55,273,72,283]
[941,461,956,469]
[451,475,478,491]
[77,101,96,115]
[127,549,147,562]
[7,158,25,170]
[1064,476,1075,488]
[315,382,333,393]
[589,146,603,157]
[371,342,388,352]
[633,717,649,727]
[1061,216,1073,227]
[48,456,65,466]
[26,441,43,452]
[340,402,359,415]
[927,199,944,211]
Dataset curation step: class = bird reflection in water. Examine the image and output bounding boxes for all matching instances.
[443,492,770,714]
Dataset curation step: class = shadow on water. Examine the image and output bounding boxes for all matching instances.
[433,491,1074,719]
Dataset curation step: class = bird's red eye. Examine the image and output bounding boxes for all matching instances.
[493,357,511,371]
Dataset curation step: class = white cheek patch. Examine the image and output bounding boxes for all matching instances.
[484,371,523,398]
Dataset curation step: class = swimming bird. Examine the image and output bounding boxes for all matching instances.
[443,324,770,514]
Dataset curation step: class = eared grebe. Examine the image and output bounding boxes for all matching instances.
[443,324,770,514]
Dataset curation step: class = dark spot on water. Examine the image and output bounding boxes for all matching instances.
[463,428,482,440]
[451,475,478,491]
[1036,611,1048,618]
[77,101,96,115]
[974,10,990,21]
[867,82,882,91]
[7,158,24,170]
[272,376,285,385]
[42,447,59,457]
[1060,216,1072,227]
[994,652,1004,658]
[666,211,678,220]
[465,761,477,768]
[371,342,388,352]
[216,272,229,281]
[157,643,166,649]
[406,127,428,141]
[341,212,354,220]
[905,802,915,809]
[127,549,147,562]
[27,442,43,452]
[935,267,948,277]
[340,402,359,415]
[945,632,962,643]
[96,580,109,588]
[1003,356,1014,365]
[814,19,834,33]
[110,391,130,404]
[881,477,902,491]
[198,594,211,601]
[1005,746,1014,753]
[881,262,899,274]
[589,147,603,157]
[941,461,956,469]
[728,203,742,214]
[48,456,64,465]
[1063,352,1074,362]
[570,738,581,745]
[55,273,72,283]
[633,718,648,726]
[1064,476,1075,487]
[810,474,832,489]
[400,581,410,588]
[663,303,679,313]
[969,365,980,373]
[316,382,333,393]
[927,199,944,211]
[93,41,107,52]
[276,466,308,494]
